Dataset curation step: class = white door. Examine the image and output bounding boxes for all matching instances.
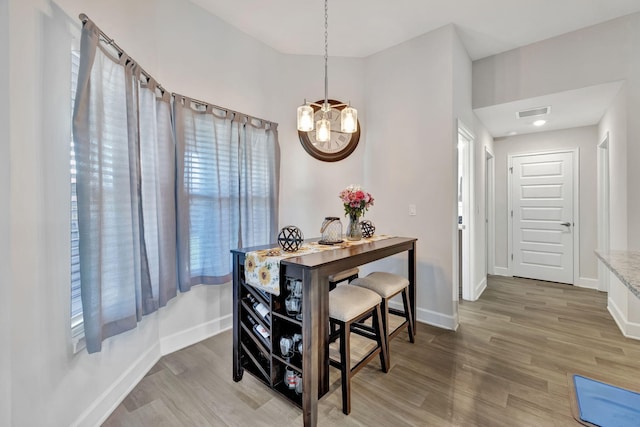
[512,152,574,284]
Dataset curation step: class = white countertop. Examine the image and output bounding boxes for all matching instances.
[595,250,640,299]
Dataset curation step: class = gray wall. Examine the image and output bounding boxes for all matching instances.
[472,117,494,291]
[493,126,599,282]
[1,0,11,424]
[599,85,627,250]
[364,24,471,327]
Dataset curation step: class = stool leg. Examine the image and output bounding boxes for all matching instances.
[340,319,351,415]
[379,297,392,369]
[373,305,389,373]
[402,288,415,343]
[329,319,339,343]
[380,297,390,347]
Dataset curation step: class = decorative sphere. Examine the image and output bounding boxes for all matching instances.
[360,220,375,238]
[278,226,304,252]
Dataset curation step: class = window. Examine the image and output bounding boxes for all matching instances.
[71,19,278,352]
[174,102,279,292]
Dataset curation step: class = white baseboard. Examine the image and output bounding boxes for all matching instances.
[160,313,233,356]
[493,266,510,276]
[574,277,599,290]
[608,298,640,341]
[473,277,487,301]
[72,313,233,427]
[72,344,161,427]
[388,301,457,331]
[388,300,403,310]
[415,307,457,330]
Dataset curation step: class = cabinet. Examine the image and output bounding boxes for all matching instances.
[234,260,305,407]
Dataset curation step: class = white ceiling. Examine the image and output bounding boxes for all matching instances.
[189,0,640,60]
[190,0,637,138]
[474,82,624,138]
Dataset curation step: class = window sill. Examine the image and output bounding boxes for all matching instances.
[71,319,85,354]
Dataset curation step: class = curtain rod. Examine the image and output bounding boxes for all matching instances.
[172,93,277,127]
[78,14,278,129]
[79,14,167,94]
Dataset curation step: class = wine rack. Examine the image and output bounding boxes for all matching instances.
[235,260,304,407]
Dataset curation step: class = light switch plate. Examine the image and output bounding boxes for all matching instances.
[409,204,417,216]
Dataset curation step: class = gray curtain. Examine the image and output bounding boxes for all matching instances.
[73,18,279,352]
[73,21,177,353]
[239,118,280,248]
[174,97,239,291]
[139,86,178,310]
[174,100,280,292]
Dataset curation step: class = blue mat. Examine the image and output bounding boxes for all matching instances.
[573,374,640,427]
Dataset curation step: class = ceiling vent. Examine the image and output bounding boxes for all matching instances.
[516,106,551,119]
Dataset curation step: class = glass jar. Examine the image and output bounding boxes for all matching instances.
[320,217,342,244]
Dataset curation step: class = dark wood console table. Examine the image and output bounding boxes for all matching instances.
[231,237,417,426]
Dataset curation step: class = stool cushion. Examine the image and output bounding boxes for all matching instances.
[328,267,360,283]
[353,272,409,298]
[329,285,381,322]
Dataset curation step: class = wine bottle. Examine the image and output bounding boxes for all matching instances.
[247,293,271,324]
[247,315,270,349]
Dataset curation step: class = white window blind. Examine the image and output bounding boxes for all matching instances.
[176,104,238,290]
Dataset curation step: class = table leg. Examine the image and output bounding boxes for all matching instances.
[300,268,328,426]
[408,243,417,332]
[232,253,244,381]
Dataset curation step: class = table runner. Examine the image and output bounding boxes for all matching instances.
[244,235,392,295]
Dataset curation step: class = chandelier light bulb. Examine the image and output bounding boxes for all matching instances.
[297,105,315,131]
[316,118,330,142]
[340,106,357,133]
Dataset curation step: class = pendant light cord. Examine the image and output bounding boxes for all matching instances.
[323,0,329,111]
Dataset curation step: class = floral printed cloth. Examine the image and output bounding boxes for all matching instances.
[244,235,391,295]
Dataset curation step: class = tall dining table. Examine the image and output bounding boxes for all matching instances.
[232,236,417,426]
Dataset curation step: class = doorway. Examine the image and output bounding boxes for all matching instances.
[485,148,495,277]
[457,120,474,301]
[597,134,610,292]
[508,150,578,284]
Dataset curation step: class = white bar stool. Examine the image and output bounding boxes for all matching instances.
[328,267,359,290]
[329,285,388,415]
[351,272,415,367]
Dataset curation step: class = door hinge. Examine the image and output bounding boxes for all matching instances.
[511,253,513,260]
[509,167,513,173]
[511,210,513,218]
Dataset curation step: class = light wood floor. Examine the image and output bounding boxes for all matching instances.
[103,276,640,426]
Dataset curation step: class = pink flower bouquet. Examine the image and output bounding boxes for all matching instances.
[339,185,374,218]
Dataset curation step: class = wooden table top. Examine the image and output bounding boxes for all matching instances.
[232,236,416,269]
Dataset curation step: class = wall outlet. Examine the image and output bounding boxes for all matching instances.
[409,204,417,216]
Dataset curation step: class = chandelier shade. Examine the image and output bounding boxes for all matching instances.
[297,104,315,132]
[340,106,357,133]
[316,118,330,142]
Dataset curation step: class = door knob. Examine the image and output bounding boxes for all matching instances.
[560,222,571,227]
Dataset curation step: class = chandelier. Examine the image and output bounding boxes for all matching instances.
[296,0,358,142]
